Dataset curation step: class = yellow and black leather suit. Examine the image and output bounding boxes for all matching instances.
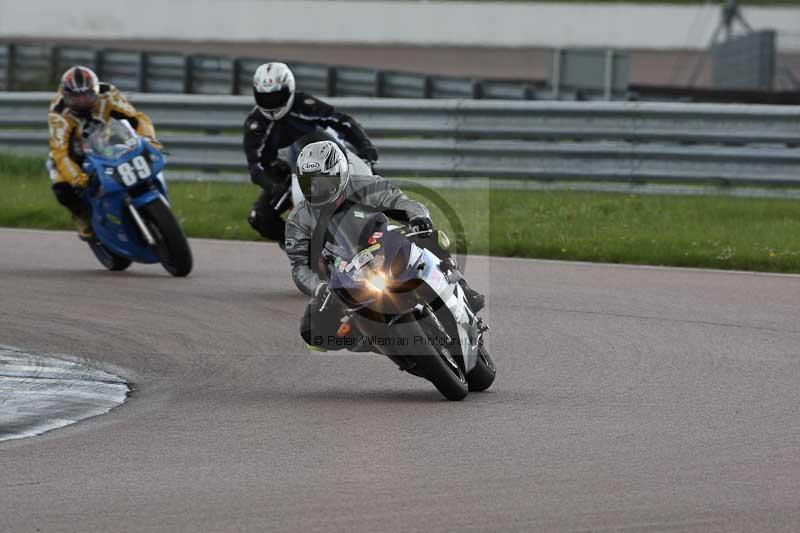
[48,83,158,188]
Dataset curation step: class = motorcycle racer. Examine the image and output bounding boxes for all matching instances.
[286,141,485,351]
[48,65,162,240]
[243,62,378,246]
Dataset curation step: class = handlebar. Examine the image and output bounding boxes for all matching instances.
[404,229,434,238]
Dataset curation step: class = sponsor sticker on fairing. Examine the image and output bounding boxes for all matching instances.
[348,249,374,271]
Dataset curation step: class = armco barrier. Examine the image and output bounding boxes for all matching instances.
[1,93,799,184]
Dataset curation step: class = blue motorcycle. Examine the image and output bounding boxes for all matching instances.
[80,119,192,277]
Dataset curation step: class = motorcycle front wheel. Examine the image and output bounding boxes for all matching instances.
[88,238,132,272]
[139,200,193,277]
[467,343,496,392]
[428,345,469,401]
[410,315,469,401]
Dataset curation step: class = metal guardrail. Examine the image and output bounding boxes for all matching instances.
[1,92,799,184]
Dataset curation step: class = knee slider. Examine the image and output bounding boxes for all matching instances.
[300,327,313,346]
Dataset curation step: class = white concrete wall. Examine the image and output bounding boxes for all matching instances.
[1,1,799,51]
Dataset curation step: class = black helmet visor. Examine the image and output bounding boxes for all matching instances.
[64,90,97,113]
[253,87,291,111]
[298,171,342,206]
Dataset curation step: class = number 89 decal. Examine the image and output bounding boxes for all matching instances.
[116,155,151,186]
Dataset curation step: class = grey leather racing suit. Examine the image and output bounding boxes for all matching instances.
[285,174,430,296]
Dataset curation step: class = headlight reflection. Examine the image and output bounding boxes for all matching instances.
[367,273,387,292]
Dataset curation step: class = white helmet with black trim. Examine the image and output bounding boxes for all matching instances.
[252,62,296,120]
[296,141,349,207]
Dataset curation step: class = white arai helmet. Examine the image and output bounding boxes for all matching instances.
[296,141,350,207]
[252,62,296,120]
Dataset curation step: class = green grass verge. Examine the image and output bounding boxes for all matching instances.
[3,153,800,273]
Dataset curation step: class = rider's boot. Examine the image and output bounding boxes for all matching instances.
[71,206,94,242]
[459,277,485,313]
[439,257,485,313]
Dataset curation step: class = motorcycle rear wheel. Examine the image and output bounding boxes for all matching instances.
[467,343,496,392]
[88,238,132,272]
[139,200,193,277]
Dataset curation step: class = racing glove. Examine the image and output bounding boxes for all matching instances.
[268,159,292,184]
[314,281,329,298]
[144,136,163,151]
[409,216,433,233]
[249,163,269,189]
[73,175,90,190]
[268,182,291,211]
[359,143,379,163]
[250,160,292,190]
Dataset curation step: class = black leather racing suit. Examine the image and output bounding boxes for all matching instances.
[243,92,378,243]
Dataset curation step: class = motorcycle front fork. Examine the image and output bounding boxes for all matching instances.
[125,199,156,246]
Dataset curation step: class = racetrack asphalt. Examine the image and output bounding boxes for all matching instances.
[1,228,800,532]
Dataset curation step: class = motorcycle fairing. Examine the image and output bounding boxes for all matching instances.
[330,227,479,373]
[83,136,167,263]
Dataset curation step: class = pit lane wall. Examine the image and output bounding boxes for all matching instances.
[1,1,800,51]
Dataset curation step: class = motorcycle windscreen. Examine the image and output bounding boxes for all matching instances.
[331,233,425,313]
[324,211,390,260]
[85,119,138,160]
